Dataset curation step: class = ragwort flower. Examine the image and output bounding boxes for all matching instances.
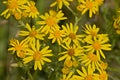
[58,42,83,61]
[77,0,98,18]
[84,36,111,59]
[37,10,67,34]
[8,39,28,58]
[48,27,65,45]
[23,40,53,70]
[62,23,84,45]
[19,23,45,43]
[79,52,102,71]
[73,65,99,80]
[22,1,39,18]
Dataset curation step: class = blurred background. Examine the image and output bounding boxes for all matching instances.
[0,0,120,80]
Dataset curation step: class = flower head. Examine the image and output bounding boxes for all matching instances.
[74,65,99,80]
[8,39,28,58]
[19,23,45,43]
[84,35,111,59]
[58,42,83,61]
[79,52,102,71]
[48,27,65,45]
[23,40,53,70]
[37,10,67,34]
[50,0,73,9]
[77,0,98,18]
[62,23,84,45]
[83,24,99,37]
[23,1,39,18]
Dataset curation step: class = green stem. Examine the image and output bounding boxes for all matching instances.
[65,5,76,16]
[27,70,34,80]
[74,16,82,27]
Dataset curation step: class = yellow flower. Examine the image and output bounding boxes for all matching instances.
[58,42,83,61]
[23,40,53,70]
[62,23,84,45]
[23,1,39,18]
[48,27,65,45]
[77,0,98,18]
[19,23,45,43]
[99,70,108,80]
[50,0,73,9]
[75,66,99,80]
[1,0,28,19]
[60,72,73,80]
[79,53,102,71]
[62,67,70,75]
[84,35,111,59]
[83,24,99,37]
[8,39,28,58]
[100,62,108,70]
[37,10,67,34]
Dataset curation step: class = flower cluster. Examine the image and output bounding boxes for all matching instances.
[1,0,111,80]
[1,0,39,19]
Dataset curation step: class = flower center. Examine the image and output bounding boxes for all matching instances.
[68,48,75,56]
[29,30,37,37]
[8,0,18,9]
[85,75,92,80]
[15,44,22,51]
[86,1,93,9]
[46,17,56,26]
[88,53,98,61]
[33,51,42,61]
[54,30,61,38]
[69,33,76,39]
[93,41,101,50]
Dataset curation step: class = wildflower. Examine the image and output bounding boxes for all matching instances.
[74,65,99,80]
[19,23,45,43]
[58,42,83,61]
[8,39,28,58]
[48,27,65,45]
[64,59,73,68]
[77,0,98,18]
[79,52,102,71]
[23,1,39,18]
[62,23,84,45]
[84,36,111,59]
[62,67,70,75]
[83,24,99,37]
[99,70,108,80]
[23,40,53,70]
[1,0,28,19]
[37,10,67,34]
[50,0,73,9]
[60,72,73,80]
[100,62,108,70]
